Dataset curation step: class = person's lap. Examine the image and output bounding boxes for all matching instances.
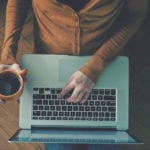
[45,143,119,150]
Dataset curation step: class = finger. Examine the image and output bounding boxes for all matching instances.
[74,91,85,103]
[67,87,82,102]
[81,91,91,103]
[61,82,74,97]
[18,69,28,76]
[0,64,10,70]
[11,63,22,71]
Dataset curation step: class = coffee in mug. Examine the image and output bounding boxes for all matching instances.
[0,69,27,101]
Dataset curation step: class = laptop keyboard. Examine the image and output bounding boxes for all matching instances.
[32,88,117,121]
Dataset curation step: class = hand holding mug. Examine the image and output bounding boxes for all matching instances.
[0,63,27,102]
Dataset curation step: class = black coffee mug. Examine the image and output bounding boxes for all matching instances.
[0,69,27,101]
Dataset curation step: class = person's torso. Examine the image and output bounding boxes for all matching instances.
[32,0,125,55]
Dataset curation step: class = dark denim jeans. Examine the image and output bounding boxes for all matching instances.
[45,144,119,150]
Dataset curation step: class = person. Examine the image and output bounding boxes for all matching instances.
[0,0,148,149]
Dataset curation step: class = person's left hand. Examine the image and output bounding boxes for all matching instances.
[60,71,94,103]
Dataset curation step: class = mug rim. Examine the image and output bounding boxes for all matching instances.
[0,70,24,99]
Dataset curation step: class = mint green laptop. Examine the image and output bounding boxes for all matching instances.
[9,54,141,144]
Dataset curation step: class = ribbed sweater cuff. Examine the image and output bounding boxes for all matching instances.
[79,55,107,83]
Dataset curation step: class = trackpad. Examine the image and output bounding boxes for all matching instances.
[59,59,86,82]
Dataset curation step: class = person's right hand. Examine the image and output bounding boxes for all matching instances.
[0,63,27,103]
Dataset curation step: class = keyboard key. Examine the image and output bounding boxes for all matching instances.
[45,88,50,91]
[36,100,42,105]
[61,101,65,105]
[45,117,50,120]
[71,112,75,116]
[111,113,116,117]
[83,101,88,105]
[45,106,49,110]
[50,106,55,110]
[92,89,98,95]
[89,101,94,106]
[46,94,51,99]
[104,118,110,121]
[62,106,67,111]
[43,100,48,105]
[88,95,92,100]
[99,112,104,117]
[88,112,92,117]
[49,100,54,105]
[39,106,44,110]
[63,117,68,120]
[91,107,96,111]
[108,107,116,112]
[99,118,103,121]
[53,111,58,116]
[51,117,56,120]
[98,96,103,100]
[33,106,38,110]
[104,96,116,101]
[82,112,87,117]
[101,101,105,106]
[87,118,92,121]
[85,107,90,111]
[33,88,38,91]
[105,112,110,117]
[95,101,100,106]
[73,106,78,111]
[96,107,101,111]
[93,118,98,121]
[99,89,104,94]
[34,94,45,99]
[42,111,46,116]
[102,107,107,111]
[32,117,38,120]
[39,117,44,120]
[79,106,84,111]
[55,100,60,105]
[111,118,116,121]
[51,88,56,94]
[76,112,81,116]
[65,112,70,116]
[111,89,116,95]
[33,111,40,116]
[39,88,44,94]
[59,112,64,116]
[56,88,62,94]
[107,101,116,106]
[105,89,110,95]
[68,106,73,111]
[57,117,62,120]
[52,95,57,99]
[69,117,73,120]
[93,112,98,117]
[56,106,61,111]
[47,111,52,116]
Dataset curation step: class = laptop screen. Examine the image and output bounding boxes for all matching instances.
[9,129,141,144]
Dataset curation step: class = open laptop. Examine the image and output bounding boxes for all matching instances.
[9,54,141,144]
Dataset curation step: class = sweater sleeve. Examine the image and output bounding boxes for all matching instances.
[79,0,149,83]
[0,0,30,64]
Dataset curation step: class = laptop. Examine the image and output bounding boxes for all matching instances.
[9,54,141,144]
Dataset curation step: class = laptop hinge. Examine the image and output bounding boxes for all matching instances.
[31,126,117,131]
